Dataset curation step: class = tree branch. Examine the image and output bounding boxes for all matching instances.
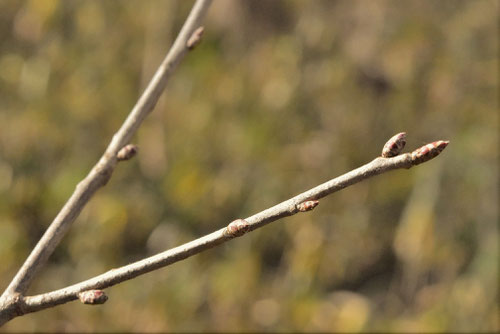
[0,137,448,324]
[0,0,212,319]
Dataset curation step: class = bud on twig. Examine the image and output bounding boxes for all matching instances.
[411,140,449,165]
[223,219,250,238]
[382,132,407,157]
[296,200,319,212]
[117,144,138,161]
[186,26,204,50]
[78,290,108,305]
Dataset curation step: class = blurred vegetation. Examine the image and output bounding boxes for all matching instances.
[0,0,497,332]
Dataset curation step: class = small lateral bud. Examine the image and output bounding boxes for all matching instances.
[186,26,204,50]
[78,289,108,305]
[382,132,407,157]
[223,219,250,238]
[117,144,138,161]
[296,200,319,212]
[411,140,449,165]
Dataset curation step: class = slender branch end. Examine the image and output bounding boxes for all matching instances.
[411,140,449,165]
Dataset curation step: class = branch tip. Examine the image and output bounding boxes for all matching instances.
[186,26,205,50]
[117,144,139,161]
[411,140,449,165]
[382,132,407,157]
[78,290,108,305]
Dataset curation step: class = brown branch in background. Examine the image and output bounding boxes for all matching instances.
[1,134,448,323]
[0,0,212,326]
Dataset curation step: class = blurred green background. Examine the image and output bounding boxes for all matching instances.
[0,0,497,332]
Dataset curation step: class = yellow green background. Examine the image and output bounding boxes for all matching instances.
[0,0,497,332]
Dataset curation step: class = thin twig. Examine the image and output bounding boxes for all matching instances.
[0,0,212,321]
[0,138,448,323]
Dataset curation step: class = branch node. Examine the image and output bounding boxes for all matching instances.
[186,26,205,50]
[117,144,139,161]
[411,140,449,165]
[78,290,108,305]
[223,219,250,238]
[296,200,319,212]
[382,132,406,157]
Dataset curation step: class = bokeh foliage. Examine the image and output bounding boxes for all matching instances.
[0,0,497,332]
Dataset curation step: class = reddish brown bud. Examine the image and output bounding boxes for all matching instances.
[382,132,407,157]
[117,144,138,161]
[186,26,204,50]
[296,200,319,212]
[411,140,449,165]
[78,290,108,305]
[224,219,250,238]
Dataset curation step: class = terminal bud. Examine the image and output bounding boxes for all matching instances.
[411,140,449,165]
